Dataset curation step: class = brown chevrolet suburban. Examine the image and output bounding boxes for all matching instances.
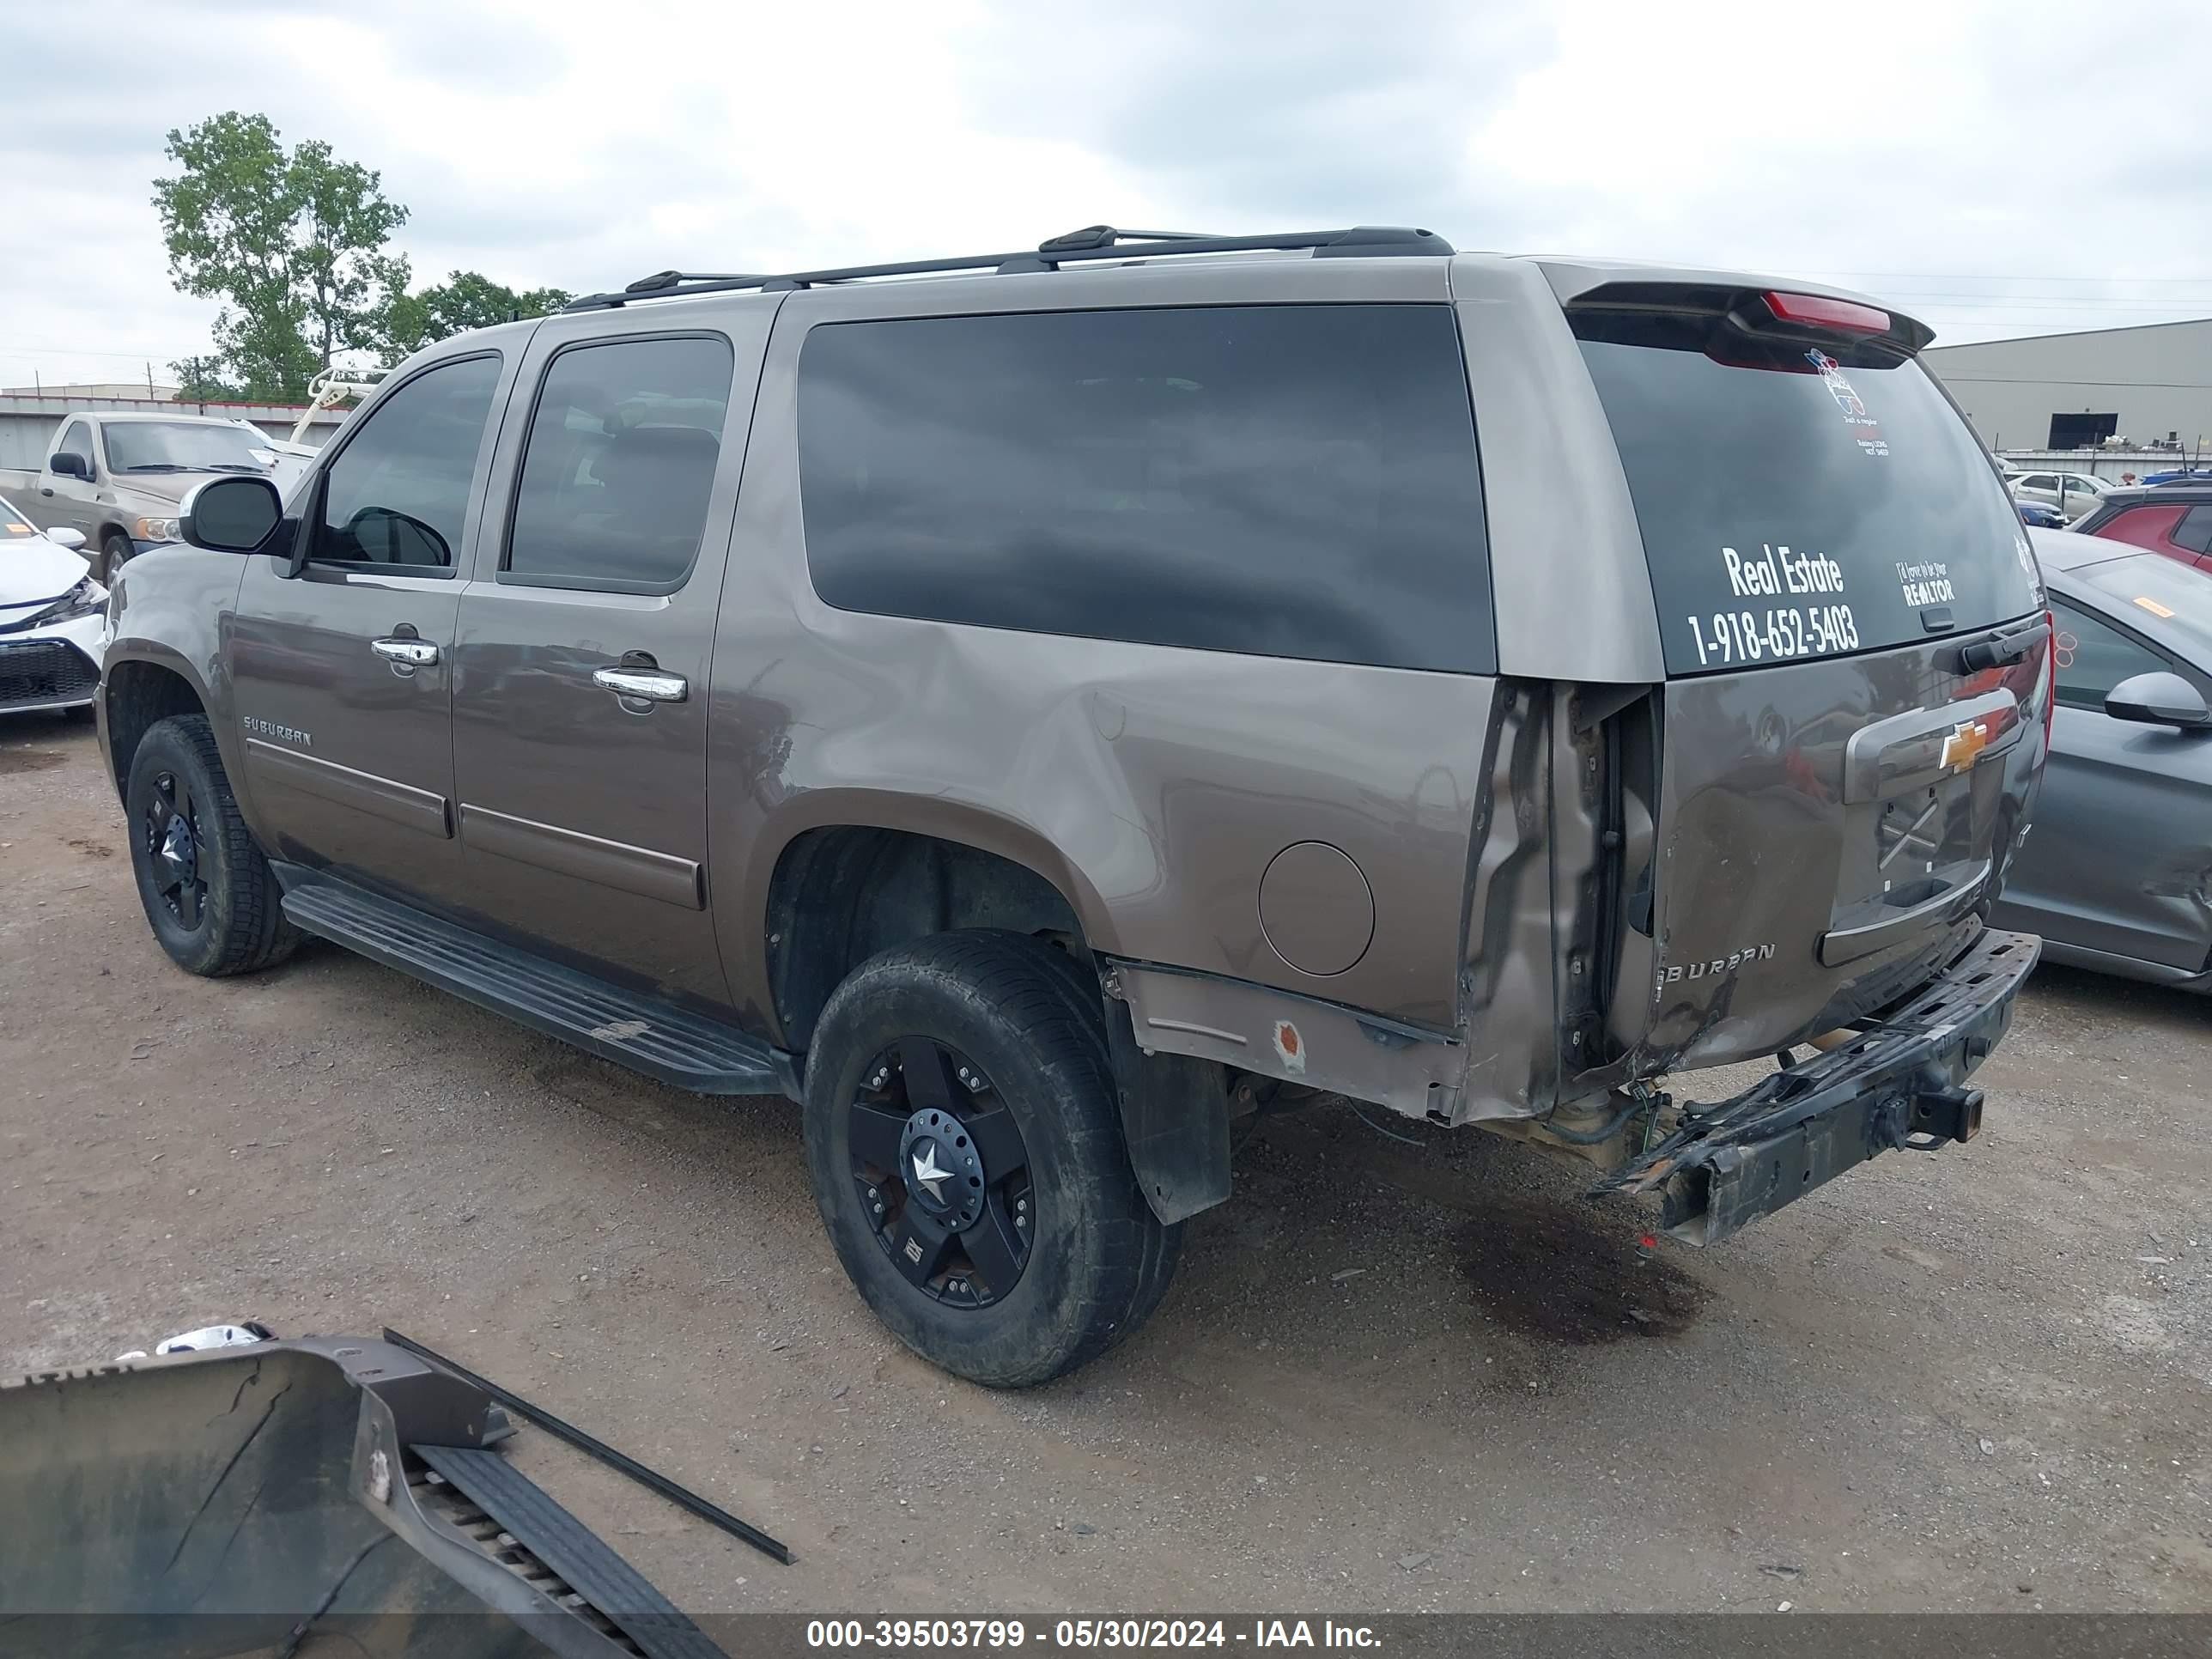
[98,225,2051,1385]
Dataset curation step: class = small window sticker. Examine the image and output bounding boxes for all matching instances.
[2134,595,2177,619]
[1896,559,1954,608]
[1808,349,1889,457]
[3,520,30,534]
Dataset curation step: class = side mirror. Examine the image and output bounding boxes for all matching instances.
[46,527,86,552]
[2106,671,2212,729]
[180,474,283,554]
[49,451,89,482]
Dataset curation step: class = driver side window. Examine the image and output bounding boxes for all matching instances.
[2051,599,2171,710]
[312,354,501,574]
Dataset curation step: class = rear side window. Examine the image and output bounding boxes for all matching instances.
[1574,312,2041,674]
[795,305,1493,673]
[313,354,501,572]
[2175,505,2212,556]
[505,334,733,591]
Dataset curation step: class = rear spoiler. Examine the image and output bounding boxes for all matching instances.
[1537,265,1935,356]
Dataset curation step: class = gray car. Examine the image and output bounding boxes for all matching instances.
[1991,527,2212,988]
[97,225,2051,1384]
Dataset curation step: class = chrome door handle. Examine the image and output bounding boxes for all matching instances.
[592,666,688,703]
[372,637,440,666]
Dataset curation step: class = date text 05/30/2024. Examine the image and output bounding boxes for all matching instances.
[805,1619,1381,1650]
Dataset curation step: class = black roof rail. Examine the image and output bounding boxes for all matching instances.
[562,224,1455,311]
[623,269,763,294]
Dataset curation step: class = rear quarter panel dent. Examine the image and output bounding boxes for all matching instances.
[709,296,1498,1041]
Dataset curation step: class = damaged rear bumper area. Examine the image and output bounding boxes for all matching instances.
[1596,927,2040,1245]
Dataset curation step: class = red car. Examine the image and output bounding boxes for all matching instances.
[2074,483,2212,569]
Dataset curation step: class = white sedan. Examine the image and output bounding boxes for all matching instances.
[2009,469,2112,522]
[0,493,106,715]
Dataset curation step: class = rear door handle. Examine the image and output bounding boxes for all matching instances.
[592,666,688,703]
[1939,617,2048,675]
[372,637,440,666]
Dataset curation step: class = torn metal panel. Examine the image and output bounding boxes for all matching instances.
[1452,681,1559,1123]
[1109,959,1465,1123]
[1595,927,2037,1244]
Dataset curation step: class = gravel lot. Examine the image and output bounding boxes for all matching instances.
[4,712,2210,1615]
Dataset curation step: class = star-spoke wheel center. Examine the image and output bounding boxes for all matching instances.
[848,1037,1035,1309]
[898,1111,985,1229]
[143,770,206,930]
[159,814,198,885]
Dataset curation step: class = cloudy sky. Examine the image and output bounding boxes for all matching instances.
[5,0,2209,391]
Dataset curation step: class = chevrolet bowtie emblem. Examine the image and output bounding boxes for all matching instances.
[1940,718,1991,774]
[911,1145,950,1202]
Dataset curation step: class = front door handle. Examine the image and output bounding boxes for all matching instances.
[592,666,688,703]
[372,637,441,667]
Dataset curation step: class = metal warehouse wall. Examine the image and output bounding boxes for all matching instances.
[1924,319,2212,454]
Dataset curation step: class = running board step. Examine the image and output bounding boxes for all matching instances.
[416,1443,729,1659]
[279,872,796,1097]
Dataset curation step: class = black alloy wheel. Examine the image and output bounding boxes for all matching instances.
[143,767,206,932]
[848,1037,1034,1308]
[124,714,301,977]
[801,928,1182,1386]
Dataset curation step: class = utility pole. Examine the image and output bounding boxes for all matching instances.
[146,361,156,399]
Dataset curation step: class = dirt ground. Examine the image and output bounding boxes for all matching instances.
[5,711,2211,1617]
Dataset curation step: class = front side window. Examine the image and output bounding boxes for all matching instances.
[2051,598,2168,709]
[795,304,1493,673]
[104,421,268,476]
[58,422,93,469]
[312,354,501,572]
[504,335,733,590]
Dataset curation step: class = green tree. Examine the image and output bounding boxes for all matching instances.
[152,112,410,401]
[384,270,572,362]
[169,356,240,404]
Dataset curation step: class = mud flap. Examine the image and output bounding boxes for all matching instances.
[1595,928,2039,1244]
[1104,999,1233,1225]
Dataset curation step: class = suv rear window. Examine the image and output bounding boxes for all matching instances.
[1573,310,2041,675]
[796,304,1493,673]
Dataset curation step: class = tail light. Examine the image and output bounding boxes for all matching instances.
[1761,291,1891,336]
[2040,610,2057,730]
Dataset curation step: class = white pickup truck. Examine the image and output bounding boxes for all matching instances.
[10,410,288,581]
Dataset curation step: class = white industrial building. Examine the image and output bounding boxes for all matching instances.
[1923,317,2212,465]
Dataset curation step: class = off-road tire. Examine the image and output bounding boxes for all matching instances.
[802,929,1181,1387]
[125,714,301,976]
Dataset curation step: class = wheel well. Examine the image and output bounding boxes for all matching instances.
[766,827,1087,1049]
[104,661,205,794]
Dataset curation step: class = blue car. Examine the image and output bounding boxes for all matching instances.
[2017,500,2067,529]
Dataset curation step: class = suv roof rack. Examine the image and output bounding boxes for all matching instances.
[562,223,1455,311]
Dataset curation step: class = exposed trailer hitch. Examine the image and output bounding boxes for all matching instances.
[1595,928,2034,1245]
